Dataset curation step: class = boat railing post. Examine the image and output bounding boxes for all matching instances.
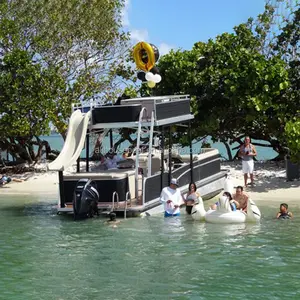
[116,192,120,208]
[188,120,194,183]
[147,110,155,177]
[160,127,165,189]
[168,126,172,184]
[125,191,130,219]
[58,171,65,208]
[135,107,147,201]
[86,130,89,172]
[112,191,119,211]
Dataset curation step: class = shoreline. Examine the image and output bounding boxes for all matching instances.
[1,160,300,206]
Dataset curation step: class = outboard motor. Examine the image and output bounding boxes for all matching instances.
[73,179,99,220]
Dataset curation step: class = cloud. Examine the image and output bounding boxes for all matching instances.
[158,43,175,55]
[122,0,175,57]
[130,29,149,43]
[121,0,130,27]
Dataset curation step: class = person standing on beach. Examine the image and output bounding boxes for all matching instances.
[238,136,257,187]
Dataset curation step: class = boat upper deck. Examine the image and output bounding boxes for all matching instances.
[75,95,194,129]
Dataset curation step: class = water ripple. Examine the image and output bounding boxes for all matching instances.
[1,198,300,299]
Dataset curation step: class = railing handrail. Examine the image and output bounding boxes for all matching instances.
[135,107,147,200]
[112,191,119,210]
[125,191,131,219]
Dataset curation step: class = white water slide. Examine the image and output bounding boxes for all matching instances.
[47,110,91,171]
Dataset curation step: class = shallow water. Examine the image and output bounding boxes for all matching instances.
[0,195,300,300]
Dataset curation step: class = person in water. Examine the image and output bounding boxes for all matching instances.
[105,212,121,227]
[160,178,182,217]
[184,182,201,214]
[210,191,235,211]
[276,203,293,219]
[231,186,249,212]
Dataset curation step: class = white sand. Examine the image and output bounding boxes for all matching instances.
[2,161,300,206]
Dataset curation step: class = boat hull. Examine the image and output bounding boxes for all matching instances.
[53,170,226,218]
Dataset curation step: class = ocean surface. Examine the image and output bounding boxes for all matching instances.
[0,194,299,299]
[40,134,277,161]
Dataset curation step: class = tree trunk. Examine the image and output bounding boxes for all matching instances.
[222,141,233,161]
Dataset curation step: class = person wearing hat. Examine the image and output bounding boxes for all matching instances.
[160,178,182,217]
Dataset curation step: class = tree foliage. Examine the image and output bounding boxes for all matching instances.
[141,0,299,161]
[0,0,132,162]
[148,24,289,159]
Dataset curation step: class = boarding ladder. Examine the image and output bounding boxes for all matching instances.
[111,191,119,211]
[124,191,131,219]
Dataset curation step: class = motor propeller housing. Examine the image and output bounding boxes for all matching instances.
[73,178,99,220]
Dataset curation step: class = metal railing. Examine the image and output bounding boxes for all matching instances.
[112,191,119,211]
[135,107,147,200]
[124,191,131,219]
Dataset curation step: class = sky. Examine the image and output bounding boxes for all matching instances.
[122,0,267,55]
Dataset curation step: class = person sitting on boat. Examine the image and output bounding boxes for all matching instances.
[276,203,293,219]
[184,182,201,215]
[103,149,125,169]
[160,178,182,217]
[231,186,249,212]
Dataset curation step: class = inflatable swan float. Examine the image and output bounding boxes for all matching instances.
[191,175,261,224]
[191,195,261,223]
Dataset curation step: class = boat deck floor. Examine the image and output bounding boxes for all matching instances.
[63,199,145,211]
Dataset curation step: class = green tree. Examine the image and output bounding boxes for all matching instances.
[0,0,132,162]
[0,49,65,162]
[149,23,289,160]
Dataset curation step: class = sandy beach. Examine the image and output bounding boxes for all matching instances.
[1,160,300,207]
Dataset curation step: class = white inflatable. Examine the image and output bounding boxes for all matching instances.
[224,174,234,195]
[191,195,261,224]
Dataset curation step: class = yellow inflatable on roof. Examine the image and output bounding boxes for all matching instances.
[133,42,155,72]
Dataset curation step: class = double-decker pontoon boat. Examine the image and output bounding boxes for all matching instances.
[48,95,227,218]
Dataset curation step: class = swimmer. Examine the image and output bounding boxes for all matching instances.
[105,212,121,227]
[276,203,293,219]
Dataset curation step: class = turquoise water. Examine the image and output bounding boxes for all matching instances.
[41,134,277,161]
[1,195,300,299]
